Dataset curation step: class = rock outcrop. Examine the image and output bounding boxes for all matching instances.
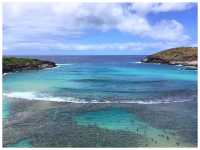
[3,57,56,73]
[142,47,197,69]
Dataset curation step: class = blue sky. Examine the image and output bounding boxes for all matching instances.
[3,3,197,55]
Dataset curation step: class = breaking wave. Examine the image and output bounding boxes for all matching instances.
[3,91,194,104]
[135,61,142,64]
[129,61,142,64]
[3,73,9,76]
[57,64,73,66]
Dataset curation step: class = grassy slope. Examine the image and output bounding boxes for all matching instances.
[3,57,44,66]
[149,47,197,62]
[3,57,56,73]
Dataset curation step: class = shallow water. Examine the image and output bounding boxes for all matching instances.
[75,108,154,133]
[75,107,194,147]
[7,139,32,147]
[3,98,10,119]
[3,55,197,147]
[3,56,197,104]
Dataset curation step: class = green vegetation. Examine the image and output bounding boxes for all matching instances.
[142,47,197,67]
[3,57,56,73]
[3,57,45,66]
[150,47,197,61]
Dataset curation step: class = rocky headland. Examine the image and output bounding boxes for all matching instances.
[3,57,56,73]
[142,47,197,69]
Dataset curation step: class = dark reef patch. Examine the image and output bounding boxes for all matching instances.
[3,98,197,147]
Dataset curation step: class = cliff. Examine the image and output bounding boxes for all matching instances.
[142,47,197,68]
[3,57,56,73]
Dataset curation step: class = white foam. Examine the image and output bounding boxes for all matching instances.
[3,72,13,76]
[3,92,66,102]
[129,61,142,64]
[176,64,183,67]
[121,99,192,104]
[45,65,61,70]
[135,61,142,64]
[57,64,73,66]
[3,73,9,76]
[3,92,193,104]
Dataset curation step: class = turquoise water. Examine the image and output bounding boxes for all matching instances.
[3,56,197,147]
[75,108,161,135]
[75,107,186,146]
[3,97,10,119]
[7,139,32,147]
[3,56,197,104]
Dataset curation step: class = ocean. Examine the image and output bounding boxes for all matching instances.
[3,55,197,147]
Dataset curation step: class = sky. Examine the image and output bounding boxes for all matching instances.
[3,3,197,55]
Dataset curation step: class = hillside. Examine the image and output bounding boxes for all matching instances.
[142,47,197,68]
[3,57,56,73]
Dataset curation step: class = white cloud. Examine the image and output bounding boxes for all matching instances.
[5,40,192,53]
[129,3,193,15]
[3,3,195,53]
[145,20,190,41]
[117,15,151,35]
